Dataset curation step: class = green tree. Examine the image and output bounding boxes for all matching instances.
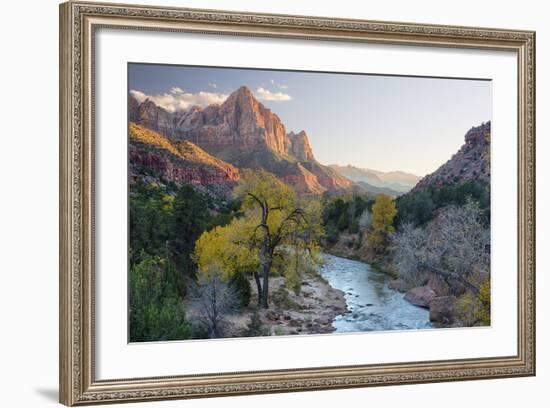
[167,184,210,292]
[128,181,237,341]
[129,181,174,264]
[395,180,490,227]
[129,253,192,342]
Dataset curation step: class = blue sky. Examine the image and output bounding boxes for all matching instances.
[129,63,491,177]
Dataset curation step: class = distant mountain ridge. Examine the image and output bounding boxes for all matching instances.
[329,164,421,193]
[130,86,351,194]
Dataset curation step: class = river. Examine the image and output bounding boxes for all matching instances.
[319,253,431,332]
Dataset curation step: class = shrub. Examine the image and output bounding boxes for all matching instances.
[336,212,349,231]
[475,279,491,325]
[455,279,491,327]
[455,292,479,327]
[229,270,252,309]
[242,309,269,337]
[191,270,238,339]
[272,285,300,310]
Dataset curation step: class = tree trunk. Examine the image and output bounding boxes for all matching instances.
[261,259,271,309]
[253,271,262,307]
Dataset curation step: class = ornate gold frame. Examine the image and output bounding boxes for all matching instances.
[59,1,536,405]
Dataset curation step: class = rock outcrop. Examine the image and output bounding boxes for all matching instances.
[287,131,314,161]
[129,122,239,196]
[412,122,491,192]
[130,98,176,139]
[280,163,325,195]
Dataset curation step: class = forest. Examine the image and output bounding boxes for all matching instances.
[129,171,490,342]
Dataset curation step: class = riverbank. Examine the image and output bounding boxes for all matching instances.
[185,270,348,337]
[324,232,398,279]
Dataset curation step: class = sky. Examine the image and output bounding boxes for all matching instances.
[129,63,491,177]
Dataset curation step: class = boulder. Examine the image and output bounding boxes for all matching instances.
[388,279,408,293]
[265,310,280,321]
[429,296,457,325]
[404,286,437,308]
[427,275,449,296]
[288,319,302,327]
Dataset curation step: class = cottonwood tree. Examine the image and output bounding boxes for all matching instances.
[368,194,397,254]
[194,170,323,309]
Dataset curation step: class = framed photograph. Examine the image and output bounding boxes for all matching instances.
[59,1,536,405]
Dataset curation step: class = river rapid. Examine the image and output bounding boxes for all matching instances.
[319,253,431,332]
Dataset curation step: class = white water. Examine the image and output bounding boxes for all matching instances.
[319,254,431,332]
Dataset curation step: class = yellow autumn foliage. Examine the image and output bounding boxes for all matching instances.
[193,170,324,301]
[193,217,259,281]
[371,194,397,234]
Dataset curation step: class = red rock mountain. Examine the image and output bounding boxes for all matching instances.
[411,122,491,192]
[173,86,289,157]
[129,86,351,194]
[129,123,240,196]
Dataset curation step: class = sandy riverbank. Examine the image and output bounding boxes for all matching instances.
[186,271,348,338]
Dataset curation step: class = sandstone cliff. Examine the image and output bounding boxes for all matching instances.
[287,131,314,161]
[129,122,239,196]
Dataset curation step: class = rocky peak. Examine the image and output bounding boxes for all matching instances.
[412,122,491,192]
[465,121,491,148]
[225,85,254,103]
[174,105,203,131]
[287,130,315,161]
[130,96,176,138]
[165,86,294,161]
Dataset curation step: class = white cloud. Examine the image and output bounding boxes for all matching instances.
[208,83,218,89]
[270,79,288,89]
[170,86,185,94]
[130,88,229,112]
[254,87,292,102]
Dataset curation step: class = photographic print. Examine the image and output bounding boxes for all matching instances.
[128,63,491,342]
